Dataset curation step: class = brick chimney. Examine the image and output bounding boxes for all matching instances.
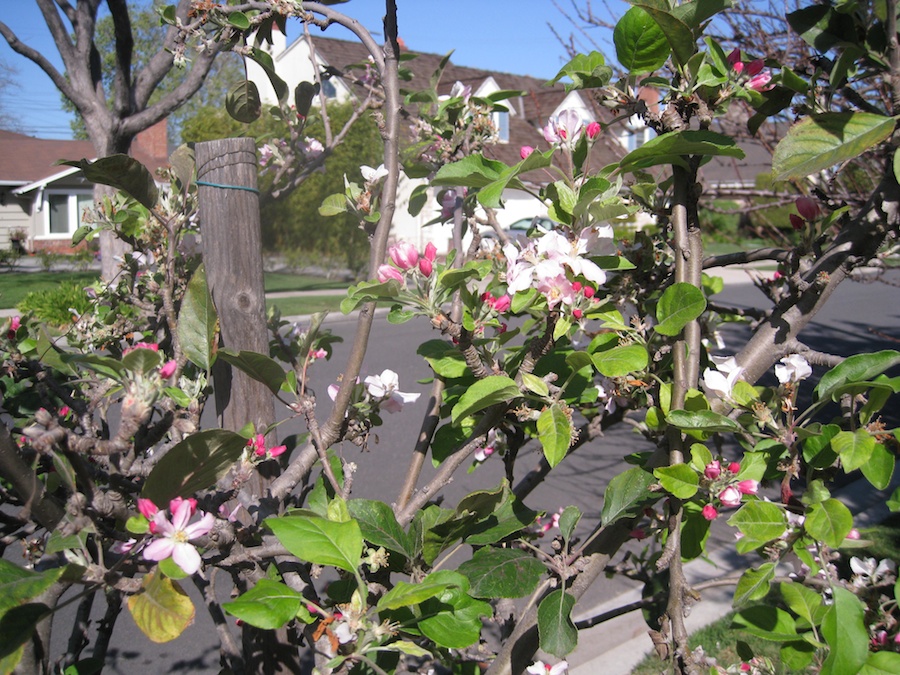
[132,119,168,161]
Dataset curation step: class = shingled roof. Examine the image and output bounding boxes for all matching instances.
[310,36,626,175]
[0,123,170,189]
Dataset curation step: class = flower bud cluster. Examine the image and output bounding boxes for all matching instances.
[726,48,773,91]
[377,241,438,283]
[700,459,759,520]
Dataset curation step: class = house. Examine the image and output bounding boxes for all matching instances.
[0,122,169,253]
[246,33,632,254]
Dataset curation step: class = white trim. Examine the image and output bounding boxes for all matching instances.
[12,166,85,196]
[41,189,94,237]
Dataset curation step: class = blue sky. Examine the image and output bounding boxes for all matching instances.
[0,1,619,140]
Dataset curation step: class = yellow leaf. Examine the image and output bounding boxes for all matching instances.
[127,571,195,643]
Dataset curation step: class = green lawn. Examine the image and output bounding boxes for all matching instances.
[0,271,99,308]
[0,270,350,310]
[266,295,346,317]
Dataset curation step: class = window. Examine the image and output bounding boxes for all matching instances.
[42,191,93,238]
[321,79,337,99]
[493,110,510,143]
[624,123,654,151]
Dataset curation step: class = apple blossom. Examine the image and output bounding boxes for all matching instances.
[542,109,582,145]
[789,214,805,231]
[746,59,765,77]
[728,461,741,474]
[796,196,820,221]
[143,498,215,575]
[727,48,742,67]
[159,360,177,379]
[775,354,812,384]
[718,485,743,508]
[6,315,20,340]
[364,369,420,413]
[360,164,388,183]
[300,137,324,159]
[701,358,744,401]
[419,241,437,277]
[702,504,719,521]
[704,460,722,480]
[747,70,772,91]
[586,121,601,139]
[389,241,419,270]
[137,498,159,520]
[737,479,759,495]
[376,264,404,284]
[449,80,472,102]
[527,660,568,675]
[520,145,534,160]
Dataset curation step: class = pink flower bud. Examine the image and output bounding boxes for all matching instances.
[737,479,759,495]
[746,59,765,77]
[59,406,71,418]
[718,485,742,507]
[159,360,177,379]
[582,286,595,299]
[572,282,583,292]
[520,146,535,160]
[377,264,404,284]
[732,61,745,74]
[423,242,437,262]
[586,121,601,139]
[418,257,433,277]
[137,498,158,519]
[728,461,741,474]
[389,242,418,270]
[572,308,583,319]
[168,497,197,515]
[135,342,159,352]
[702,504,719,521]
[491,294,511,312]
[789,214,805,231]
[740,664,751,673]
[747,71,772,91]
[7,315,21,339]
[846,528,861,540]
[704,460,722,480]
[630,528,648,540]
[795,197,820,221]
[268,444,287,458]
[727,48,742,66]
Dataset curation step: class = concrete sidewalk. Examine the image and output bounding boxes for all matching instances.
[568,471,900,674]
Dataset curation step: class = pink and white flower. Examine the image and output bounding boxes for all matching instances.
[388,241,419,270]
[376,264,404,284]
[364,369,420,414]
[360,164,388,183]
[718,485,743,508]
[701,356,744,402]
[542,109,583,146]
[702,504,719,521]
[159,360,177,379]
[527,660,568,675]
[143,498,215,575]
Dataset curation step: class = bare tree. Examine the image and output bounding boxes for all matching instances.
[0,0,230,278]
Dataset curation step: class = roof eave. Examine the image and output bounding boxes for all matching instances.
[12,165,86,195]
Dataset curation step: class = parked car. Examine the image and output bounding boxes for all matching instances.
[480,216,557,247]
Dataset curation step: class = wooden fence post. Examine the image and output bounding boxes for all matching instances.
[195,138,275,438]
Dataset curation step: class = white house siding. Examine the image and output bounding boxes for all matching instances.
[0,199,31,251]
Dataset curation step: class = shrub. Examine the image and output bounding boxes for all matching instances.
[18,281,93,326]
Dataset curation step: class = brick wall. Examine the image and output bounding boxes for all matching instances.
[32,239,89,254]
[132,120,168,160]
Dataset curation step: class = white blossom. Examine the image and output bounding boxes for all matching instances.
[775,354,812,384]
[364,369,420,413]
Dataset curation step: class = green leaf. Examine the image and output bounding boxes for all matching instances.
[463,493,540,546]
[814,350,900,402]
[218,349,286,396]
[666,409,742,433]
[0,603,51,663]
[126,572,195,643]
[225,80,262,123]
[654,464,699,499]
[347,499,412,559]
[227,11,251,29]
[458,548,546,599]
[57,155,158,210]
[247,47,288,103]
[772,113,896,180]
[177,264,217,371]
[222,579,301,630]
[432,154,506,188]
[417,572,491,649]
[591,344,648,377]
[654,283,707,336]
[602,466,655,525]
[728,501,786,543]
[614,7,671,74]
[537,590,577,658]
[860,442,894,490]
[733,563,775,607]
[821,587,869,675]
[780,582,826,627]
[376,575,456,611]
[266,515,362,573]
[565,351,594,372]
[537,404,572,468]
[787,4,858,51]
[832,429,876,473]
[141,429,248,505]
[0,561,67,617]
[522,373,550,397]
[804,499,852,548]
[319,193,348,217]
[861,651,900,675]
[451,375,520,423]
[689,443,713,472]
[626,0,696,66]
[619,130,744,172]
[122,347,162,375]
[732,606,798,641]
[548,51,613,91]
[294,81,319,119]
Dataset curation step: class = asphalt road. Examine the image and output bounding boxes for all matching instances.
[32,266,900,673]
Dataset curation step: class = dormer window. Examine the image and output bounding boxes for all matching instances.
[623,119,654,151]
[493,110,510,143]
